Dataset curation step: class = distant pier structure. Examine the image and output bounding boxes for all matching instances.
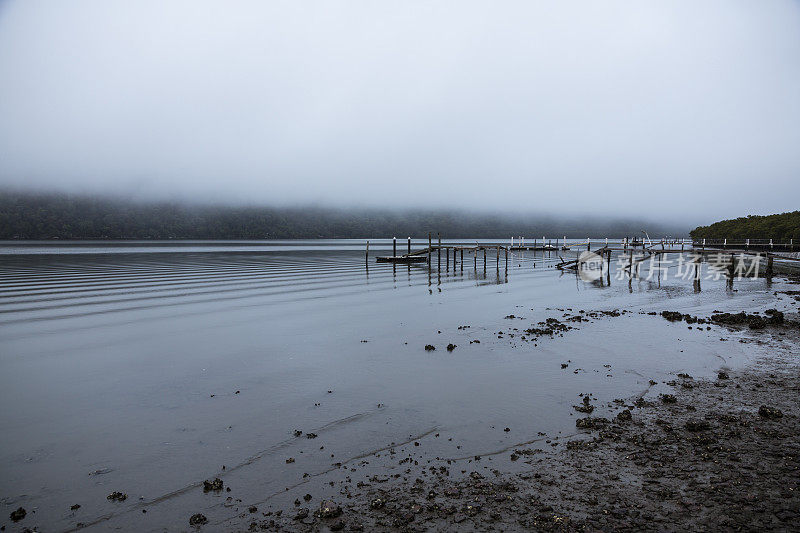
[366,234,798,279]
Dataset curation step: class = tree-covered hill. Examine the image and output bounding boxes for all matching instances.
[0,190,689,240]
[690,211,800,241]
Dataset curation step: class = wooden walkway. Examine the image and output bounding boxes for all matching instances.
[368,234,799,279]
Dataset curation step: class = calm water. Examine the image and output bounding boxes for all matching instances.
[0,240,784,531]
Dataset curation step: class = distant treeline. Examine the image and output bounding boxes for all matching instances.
[690,211,800,241]
[0,191,688,240]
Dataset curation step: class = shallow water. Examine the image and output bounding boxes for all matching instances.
[0,240,784,531]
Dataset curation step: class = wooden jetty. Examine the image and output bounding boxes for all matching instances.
[365,235,800,275]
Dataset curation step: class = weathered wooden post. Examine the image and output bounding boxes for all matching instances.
[365,240,369,262]
[438,233,442,270]
[393,236,397,258]
[496,246,500,271]
[407,237,411,255]
[505,247,508,268]
[587,237,590,251]
[483,247,486,270]
[766,254,774,278]
[629,250,633,277]
[428,232,432,266]
[446,245,450,271]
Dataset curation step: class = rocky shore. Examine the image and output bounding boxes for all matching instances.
[235,318,799,532]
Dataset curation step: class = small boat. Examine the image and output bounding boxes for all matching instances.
[376,255,428,263]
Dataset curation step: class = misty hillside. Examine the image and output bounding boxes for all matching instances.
[0,191,689,240]
[690,211,800,240]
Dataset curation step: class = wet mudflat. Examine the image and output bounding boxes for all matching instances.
[0,240,798,532]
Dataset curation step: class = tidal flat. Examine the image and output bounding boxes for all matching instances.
[0,240,798,532]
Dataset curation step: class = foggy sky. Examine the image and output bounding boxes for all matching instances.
[1,1,799,225]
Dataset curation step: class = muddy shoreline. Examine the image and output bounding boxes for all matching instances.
[226,306,800,531]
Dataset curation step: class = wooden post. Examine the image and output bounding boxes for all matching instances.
[446,245,450,271]
[483,247,486,270]
[511,236,514,248]
[407,237,411,255]
[505,247,508,268]
[428,232,432,266]
[587,238,590,251]
[365,240,369,262]
[496,246,499,271]
[460,249,463,269]
[629,250,633,277]
[766,254,774,278]
[474,245,477,269]
[438,233,441,270]
[393,236,397,258]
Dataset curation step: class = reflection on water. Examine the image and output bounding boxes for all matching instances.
[0,241,780,531]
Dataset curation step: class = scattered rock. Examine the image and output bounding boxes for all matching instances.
[759,405,783,419]
[107,491,127,502]
[424,345,436,351]
[576,417,609,429]
[615,409,632,422]
[9,507,26,522]
[189,513,208,526]
[203,478,223,492]
[316,500,342,519]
